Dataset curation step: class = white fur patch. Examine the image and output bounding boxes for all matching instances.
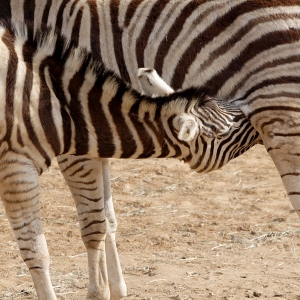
[138,68,174,96]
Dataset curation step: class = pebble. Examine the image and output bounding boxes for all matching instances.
[159,233,170,241]
[253,291,262,297]
[274,293,283,297]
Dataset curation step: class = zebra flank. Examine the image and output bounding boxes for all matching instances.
[0,1,294,88]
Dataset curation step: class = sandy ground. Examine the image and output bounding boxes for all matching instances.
[0,144,300,299]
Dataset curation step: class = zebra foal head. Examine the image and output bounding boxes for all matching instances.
[138,68,261,173]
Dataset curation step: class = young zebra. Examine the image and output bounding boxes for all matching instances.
[0,23,260,299]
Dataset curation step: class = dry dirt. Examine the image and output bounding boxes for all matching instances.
[0,145,300,300]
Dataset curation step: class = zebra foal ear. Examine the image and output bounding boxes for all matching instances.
[138,68,174,96]
[174,115,199,142]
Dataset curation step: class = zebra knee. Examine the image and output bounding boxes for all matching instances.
[80,215,108,248]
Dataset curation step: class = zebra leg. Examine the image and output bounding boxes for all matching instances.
[102,158,127,299]
[57,155,110,300]
[0,152,56,300]
[260,134,300,216]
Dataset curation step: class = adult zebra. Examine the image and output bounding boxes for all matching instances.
[1,0,300,298]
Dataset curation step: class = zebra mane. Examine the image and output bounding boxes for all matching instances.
[145,87,226,113]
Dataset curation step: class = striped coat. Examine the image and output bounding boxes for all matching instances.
[1,1,300,299]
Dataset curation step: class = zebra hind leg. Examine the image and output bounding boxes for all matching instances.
[58,155,117,299]
[0,152,56,299]
[262,134,300,217]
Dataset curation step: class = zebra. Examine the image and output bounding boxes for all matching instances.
[2,0,300,298]
[0,21,260,299]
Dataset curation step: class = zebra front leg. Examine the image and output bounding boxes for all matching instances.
[102,158,127,300]
[0,152,56,300]
[57,155,110,300]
